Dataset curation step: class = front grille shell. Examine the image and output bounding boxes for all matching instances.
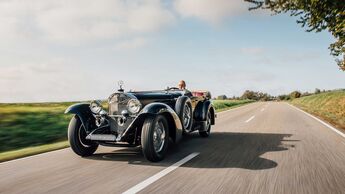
[108,92,136,135]
[108,93,131,116]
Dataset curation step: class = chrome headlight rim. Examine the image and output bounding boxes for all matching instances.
[90,100,103,114]
[127,99,141,114]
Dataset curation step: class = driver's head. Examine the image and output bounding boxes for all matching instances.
[178,80,186,90]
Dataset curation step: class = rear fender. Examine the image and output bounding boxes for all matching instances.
[194,101,215,124]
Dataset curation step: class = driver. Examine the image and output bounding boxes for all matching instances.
[178,80,186,90]
[178,80,192,96]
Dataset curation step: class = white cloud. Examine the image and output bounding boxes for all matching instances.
[173,0,249,24]
[115,37,148,49]
[0,0,175,45]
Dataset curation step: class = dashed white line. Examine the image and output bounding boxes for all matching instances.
[122,152,200,194]
[287,103,345,139]
[245,116,255,123]
[260,108,265,112]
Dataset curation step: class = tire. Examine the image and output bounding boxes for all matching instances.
[199,110,212,137]
[141,115,169,162]
[175,96,193,133]
[68,115,98,157]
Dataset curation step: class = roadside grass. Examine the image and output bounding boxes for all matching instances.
[0,141,69,162]
[290,90,345,130]
[212,99,255,112]
[0,102,76,152]
[0,99,253,162]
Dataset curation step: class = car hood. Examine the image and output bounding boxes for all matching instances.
[128,91,182,101]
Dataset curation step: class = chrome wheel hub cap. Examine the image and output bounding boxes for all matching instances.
[153,121,166,153]
[183,105,191,129]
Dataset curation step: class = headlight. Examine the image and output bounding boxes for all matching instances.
[90,100,103,114]
[127,99,141,114]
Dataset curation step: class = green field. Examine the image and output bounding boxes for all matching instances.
[212,99,255,112]
[0,99,253,162]
[0,102,76,152]
[291,90,345,130]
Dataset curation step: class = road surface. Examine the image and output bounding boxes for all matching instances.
[1,102,345,194]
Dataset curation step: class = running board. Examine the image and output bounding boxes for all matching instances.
[86,134,117,141]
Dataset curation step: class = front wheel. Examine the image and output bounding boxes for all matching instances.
[68,115,98,157]
[141,115,169,162]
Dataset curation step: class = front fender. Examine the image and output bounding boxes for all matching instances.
[65,103,94,131]
[142,103,183,142]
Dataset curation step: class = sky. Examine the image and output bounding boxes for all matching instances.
[0,0,343,103]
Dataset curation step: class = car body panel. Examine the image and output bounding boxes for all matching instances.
[65,88,215,146]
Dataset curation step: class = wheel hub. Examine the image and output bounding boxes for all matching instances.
[183,105,191,129]
[153,121,165,153]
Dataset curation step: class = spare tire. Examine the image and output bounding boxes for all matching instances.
[175,96,193,133]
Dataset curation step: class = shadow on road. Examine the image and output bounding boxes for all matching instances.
[87,132,295,170]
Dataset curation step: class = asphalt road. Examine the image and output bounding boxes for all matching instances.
[1,102,345,194]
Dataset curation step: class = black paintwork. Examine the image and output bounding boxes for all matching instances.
[65,88,215,147]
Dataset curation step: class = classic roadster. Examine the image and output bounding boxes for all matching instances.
[65,83,216,162]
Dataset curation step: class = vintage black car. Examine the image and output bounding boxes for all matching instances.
[65,83,216,162]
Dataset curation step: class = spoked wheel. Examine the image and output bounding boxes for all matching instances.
[175,96,193,133]
[141,115,169,162]
[183,104,192,130]
[199,111,212,137]
[68,115,98,156]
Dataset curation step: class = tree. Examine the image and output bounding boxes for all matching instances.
[217,95,228,100]
[278,94,290,101]
[241,90,256,100]
[315,88,321,94]
[290,91,302,99]
[244,0,345,71]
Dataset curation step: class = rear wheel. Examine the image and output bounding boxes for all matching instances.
[175,97,193,133]
[141,115,169,162]
[68,115,98,156]
[199,111,212,137]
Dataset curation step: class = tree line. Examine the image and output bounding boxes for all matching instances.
[216,88,334,101]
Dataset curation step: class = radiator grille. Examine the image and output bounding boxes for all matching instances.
[108,93,130,115]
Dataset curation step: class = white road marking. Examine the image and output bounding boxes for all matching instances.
[245,116,255,123]
[288,103,345,139]
[260,108,265,112]
[122,152,200,194]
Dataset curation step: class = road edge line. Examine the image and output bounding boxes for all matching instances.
[287,103,345,139]
[122,152,200,194]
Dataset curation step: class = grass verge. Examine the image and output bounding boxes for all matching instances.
[290,90,345,130]
[0,99,254,162]
[212,99,255,112]
[0,141,69,162]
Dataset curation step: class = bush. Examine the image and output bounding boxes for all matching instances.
[315,88,321,94]
[290,91,302,99]
[217,95,227,100]
[278,95,290,101]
